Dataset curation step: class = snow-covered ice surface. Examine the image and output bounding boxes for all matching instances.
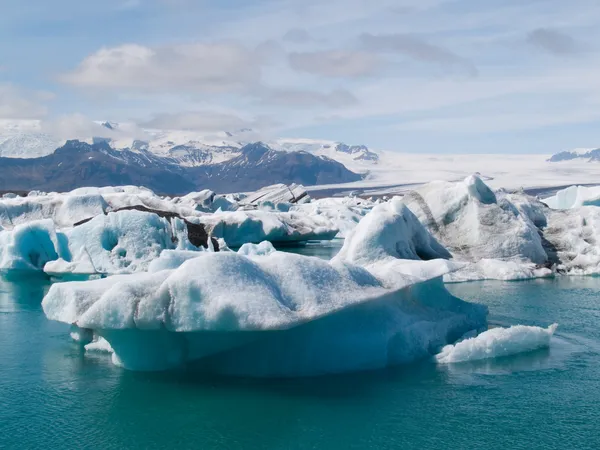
[436,324,558,364]
[42,203,487,375]
[0,120,63,158]
[307,152,600,196]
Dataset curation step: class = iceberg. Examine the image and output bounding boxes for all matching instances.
[0,220,66,271]
[403,175,547,264]
[85,337,114,354]
[196,210,338,247]
[542,185,600,209]
[0,210,210,275]
[291,196,376,238]
[399,175,600,280]
[0,186,184,228]
[0,185,339,251]
[42,202,487,375]
[436,324,558,364]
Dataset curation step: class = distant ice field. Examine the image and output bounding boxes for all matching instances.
[309,152,600,197]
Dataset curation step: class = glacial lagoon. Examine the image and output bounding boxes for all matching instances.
[1,264,599,449]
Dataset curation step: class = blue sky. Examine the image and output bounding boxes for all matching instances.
[2,0,600,153]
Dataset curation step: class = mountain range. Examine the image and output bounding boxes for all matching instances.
[0,139,362,195]
[548,148,600,162]
[0,119,380,194]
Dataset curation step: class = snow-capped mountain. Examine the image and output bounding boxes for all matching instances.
[0,120,62,158]
[0,140,362,194]
[0,120,379,171]
[548,148,600,162]
[273,138,379,169]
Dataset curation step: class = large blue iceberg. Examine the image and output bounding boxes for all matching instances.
[42,199,487,376]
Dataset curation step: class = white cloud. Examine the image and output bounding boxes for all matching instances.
[40,114,113,140]
[288,50,380,77]
[526,28,579,55]
[396,108,600,134]
[60,42,264,93]
[282,28,312,44]
[259,88,358,108]
[360,33,477,76]
[141,110,274,132]
[118,0,142,10]
[0,84,50,119]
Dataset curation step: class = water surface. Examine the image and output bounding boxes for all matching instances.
[1,274,599,449]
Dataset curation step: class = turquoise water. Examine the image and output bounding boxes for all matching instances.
[1,274,600,449]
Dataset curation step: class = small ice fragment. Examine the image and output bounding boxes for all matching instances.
[436,324,558,364]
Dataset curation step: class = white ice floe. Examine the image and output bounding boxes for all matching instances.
[237,241,276,257]
[542,185,600,209]
[0,186,172,228]
[196,210,338,247]
[436,324,558,364]
[85,337,114,354]
[291,196,376,238]
[42,204,487,375]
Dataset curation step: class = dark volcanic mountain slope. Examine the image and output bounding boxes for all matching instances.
[0,141,362,194]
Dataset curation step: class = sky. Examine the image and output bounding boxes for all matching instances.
[1,0,600,153]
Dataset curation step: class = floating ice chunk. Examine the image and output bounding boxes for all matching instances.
[62,210,177,274]
[543,185,600,209]
[42,252,487,373]
[403,175,547,264]
[0,209,217,275]
[445,259,552,283]
[197,210,338,247]
[335,197,450,267]
[201,277,487,377]
[237,241,276,257]
[0,219,64,271]
[291,196,375,238]
[70,325,93,345]
[241,183,309,206]
[85,337,114,353]
[436,324,558,364]
[0,185,206,228]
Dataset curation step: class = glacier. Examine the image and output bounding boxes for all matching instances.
[42,200,488,375]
